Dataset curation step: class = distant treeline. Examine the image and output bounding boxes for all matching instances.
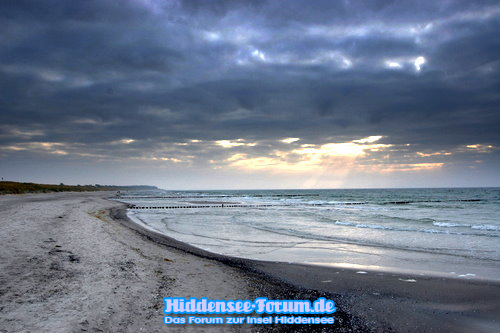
[0,181,158,194]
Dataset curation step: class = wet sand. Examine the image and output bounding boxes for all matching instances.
[1,192,499,332]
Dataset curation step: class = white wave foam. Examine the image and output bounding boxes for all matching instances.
[458,273,476,278]
[471,224,500,231]
[356,224,392,230]
[422,228,446,234]
[334,221,355,226]
[398,278,417,283]
[307,200,327,205]
[335,221,394,231]
[433,222,470,228]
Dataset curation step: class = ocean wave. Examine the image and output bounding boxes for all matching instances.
[306,200,367,206]
[433,222,471,228]
[471,224,500,231]
[307,200,328,205]
[334,221,406,231]
[371,215,436,224]
[334,221,355,226]
[355,224,392,230]
[422,228,449,234]
[333,220,499,236]
[418,218,436,223]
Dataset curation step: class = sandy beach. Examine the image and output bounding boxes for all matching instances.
[1,192,499,332]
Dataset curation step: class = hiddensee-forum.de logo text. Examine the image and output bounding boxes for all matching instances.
[163,297,336,325]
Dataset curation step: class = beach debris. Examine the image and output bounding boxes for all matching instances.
[321,280,332,283]
[48,247,64,254]
[163,258,174,262]
[356,271,368,274]
[117,260,136,271]
[398,278,417,283]
[68,254,80,263]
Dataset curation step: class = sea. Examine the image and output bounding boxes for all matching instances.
[117,188,500,281]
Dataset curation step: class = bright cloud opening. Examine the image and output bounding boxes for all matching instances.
[216,139,257,148]
[465,144,494,153]
[251,49,266,61]
[222,136,392,173]
[353,136,383,144]
[385,60,402,68]
[281,138,300,144]
[414,56,426,71]
[115,138,135,144]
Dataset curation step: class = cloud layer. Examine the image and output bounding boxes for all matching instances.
[1,0,499,188]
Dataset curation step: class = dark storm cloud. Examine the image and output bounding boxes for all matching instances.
[1,0,499,168]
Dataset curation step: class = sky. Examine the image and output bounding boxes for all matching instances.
[1,0,499,190]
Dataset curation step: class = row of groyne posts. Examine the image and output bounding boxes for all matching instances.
[125,199,482,210]
[127,202,368,210]
[129,203,278,210]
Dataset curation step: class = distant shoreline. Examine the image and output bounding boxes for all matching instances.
[0,180,158,195]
